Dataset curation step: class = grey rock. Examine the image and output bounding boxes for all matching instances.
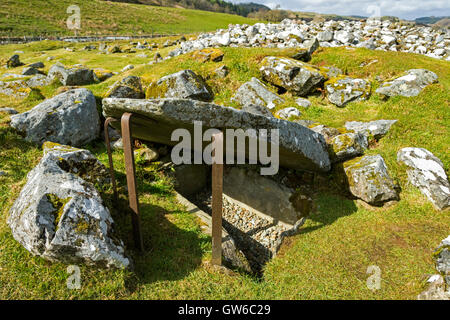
[232,77,283,109]
[310,124,340,142]
[6,54,23,68]
[397,148,450,210]
[147,70,213,102]
[326,76,371,107]
[0,107,18,114]
[22,67,42,76]
[47,64,95,86]
[317,30,334,42]
[106,76,145,99]
[343,154,399,205]
[0,79,31,99]
[169,164,210,197]
[329,132,368,162]
[376,69,438,97]
[121,64,134,73]
[241,104,274,118]
[134,147,159,163]
[320,66,343,79]
[214,65,229,78]
[276,107,301,119]
[435,236,450,278]
[295,97,311,108]
[7,143,130,269]
[10,88,100,147]
[102,98,331,172]
[260,56,325,96]
[292,38,319,61]
[345,120,397,139]
[26,74,52,88]
[417,274,450,300]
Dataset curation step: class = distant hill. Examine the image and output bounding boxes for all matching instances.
[104,0,270,17]
[415,16,450,25]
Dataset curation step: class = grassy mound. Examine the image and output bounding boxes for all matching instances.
[0,39,449,299]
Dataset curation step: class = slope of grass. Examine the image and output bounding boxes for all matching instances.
[0,39,449,299]
[0,0,258,37]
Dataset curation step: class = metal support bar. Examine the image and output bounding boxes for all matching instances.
[104,117,118,202]
[211,132,224,266]
[121,113,144,252]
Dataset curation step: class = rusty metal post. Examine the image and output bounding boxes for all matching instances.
[121,113,144,252]
[211,132,223,266]
[104,117,118,202]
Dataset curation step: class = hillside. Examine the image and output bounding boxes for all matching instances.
[0,0,259,37]
[415,16,450,25]
[105,0,270,17]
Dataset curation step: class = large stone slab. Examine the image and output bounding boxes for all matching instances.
[102,98,331,172]
[376,69,438,97]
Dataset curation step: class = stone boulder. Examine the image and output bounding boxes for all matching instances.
[345,120,397,139]
[397,148,450,210]
[342,154,399,205]
[276,107,301,119]
[329,132,368,162]
[231,77,284,109]
[0,79,33,99]
[7,142,130,269]
[93,68,114,82]
[102,98,331,173]
[435,235,450,278]
[325,76,371,107]
[260,56,325,96]
[105,76,145,99]
[192,48,224,63]
[6,54,23,68]
[295,97,311,109]
[10,88,100,147]
[376,69,438,97]
[146,70,213,102]
[292,38,319,62]
[48,64,95,86]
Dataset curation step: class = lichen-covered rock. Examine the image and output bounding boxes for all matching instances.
[417,274,450,300]
[146,70,213,102]
[345,120,397,139]
[22,67,42,76]
[260,56,325,96]
[319,66,343,79]
[10,88,100,147]
[325,76,371,107]
[192,48,224,63]
[26,74,52,88]
[93,68,114,82]
[105,76,144,99]
[276,107,301,119]
[8,143,130,269]
[397,148,450,210]
[291,38,319,62]
[343,154,399,205]
[48,64,95,86]
[0,79,32,99]
[6,54,23,68]
[0,107,18,114]
[102,98,331,172]
[329,132,368,162]
[310,124,340,142]
[434,236,450,278]
[376,69,438,97]
[232,77,283,109]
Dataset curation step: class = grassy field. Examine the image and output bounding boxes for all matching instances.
[0,39,449,299]
[0,0,258,37]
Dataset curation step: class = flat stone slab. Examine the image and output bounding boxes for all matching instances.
[102,98,331,172]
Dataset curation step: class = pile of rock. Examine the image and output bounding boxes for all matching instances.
[169,18,449,60]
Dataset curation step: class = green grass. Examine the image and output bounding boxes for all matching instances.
[0,39,449,299]
[0,0,259,37]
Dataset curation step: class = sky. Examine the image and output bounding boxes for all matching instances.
[234,0,450,20]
